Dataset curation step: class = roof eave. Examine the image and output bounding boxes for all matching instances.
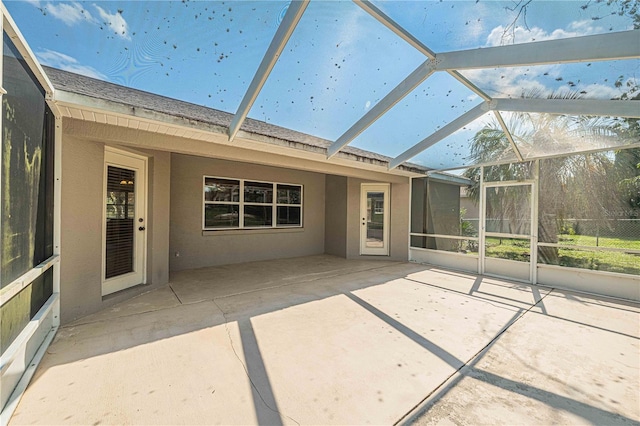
[54,89,427,177]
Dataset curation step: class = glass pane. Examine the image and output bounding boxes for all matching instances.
[410,104,638,172]
[485,237,531,262]
[369,1,634,52]
[105,165,136,279]
[251,0,424,141]
[485,185,532,235]
[106,166,135,220]
[205,177,240,202]
[411,112,519,171]
[277,206,301,226]
[277,184,301,205]
[5,1,287,113]
[244,205,272,227]
[538,247,640,276]
[351,73,484,158]
[366,192,384,248]
[205,204,239,229]
[1,32,48,288]
[460,60,640,101]
[244,181,273,203]
[507,113,637,160]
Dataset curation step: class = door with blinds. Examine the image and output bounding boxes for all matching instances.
[103,148,147,296]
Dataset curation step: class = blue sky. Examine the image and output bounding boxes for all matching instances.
[6,0,638,169]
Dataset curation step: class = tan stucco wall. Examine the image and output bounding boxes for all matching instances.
[58,119,415,323]
[346,177,410,261]
[169,154,326,271]
[147,150,172,286]
[325,175,348,258]
[60,133,171,324]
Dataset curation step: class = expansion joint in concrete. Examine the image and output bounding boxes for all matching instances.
[168,283,183,304]
[394,287,555,425]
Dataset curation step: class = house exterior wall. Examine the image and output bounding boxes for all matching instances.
[325,175,348,258]
[460,187,480,221]
[58,119,416,323]
[59,133,171,324]
[169,154,326,271]
[346,177,410,261]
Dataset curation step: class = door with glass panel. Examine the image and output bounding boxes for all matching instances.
[360,184,390,255]
[103,148,147,295]
[481,182,534,282]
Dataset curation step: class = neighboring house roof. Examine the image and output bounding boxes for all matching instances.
[44,66,428,175]
[427,171,473,186]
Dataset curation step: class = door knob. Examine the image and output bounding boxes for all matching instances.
[139,226,146,231]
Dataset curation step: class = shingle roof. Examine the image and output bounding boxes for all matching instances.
[44,66,427,174]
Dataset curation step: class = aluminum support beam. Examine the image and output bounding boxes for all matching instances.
[354,1,494,102]
[448,70,492,102]
[327,59,436,159]
[493,110,524,162]
[389,102,490,170]
[435,30,640,70]
[2,3,55,97]
[494,98,640,118]
[327,0,491,159]
[228,0,308,142]
[353,0,436,58]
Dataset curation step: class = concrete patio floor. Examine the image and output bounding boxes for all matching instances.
[8,255,640,425]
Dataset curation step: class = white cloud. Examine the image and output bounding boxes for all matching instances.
[557,80,639,100]
[26,1,130,41]
[45,2,97,26]
[465,19,635,100]
[94,5,130,40]
[36,49,106,80]
[486,20,608,47]
[463,65,557,98]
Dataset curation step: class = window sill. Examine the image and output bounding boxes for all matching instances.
[202,227,304,236]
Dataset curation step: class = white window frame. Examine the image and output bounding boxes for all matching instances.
[203,176,303,230]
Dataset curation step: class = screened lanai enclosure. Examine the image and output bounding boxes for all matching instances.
[1,0,639,421]
[411,151,640,292]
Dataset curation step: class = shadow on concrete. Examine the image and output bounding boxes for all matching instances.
[238,318,285,426]
[16,256,639,425]
[346,290,638,425]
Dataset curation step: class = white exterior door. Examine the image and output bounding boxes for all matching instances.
[102,147,147,295]
[360,184,390,256]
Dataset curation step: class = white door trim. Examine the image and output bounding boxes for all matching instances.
[360,183,390,256]
[102,146,148,296]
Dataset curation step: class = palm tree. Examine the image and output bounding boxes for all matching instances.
[463,92,636,263]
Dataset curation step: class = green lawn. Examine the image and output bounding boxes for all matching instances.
[557,234,640,250]
[551,248,640,275]
[482,237,640,275]
[485,238,530,262]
